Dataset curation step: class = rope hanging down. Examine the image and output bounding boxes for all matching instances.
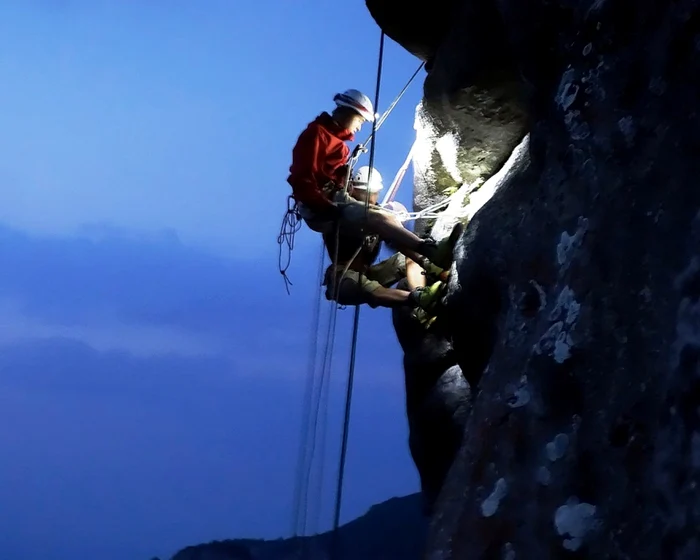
[329,30,385,560]
[288,39,424,554]
[357,61,424,153]
[290,239,325,539]
[278,196,302,294]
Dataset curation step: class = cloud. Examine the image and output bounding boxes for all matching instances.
[0,222,314,358]
[0,221,414,560]
[0,297,222,358]
[0,335,309,560]
[0,333,416,560]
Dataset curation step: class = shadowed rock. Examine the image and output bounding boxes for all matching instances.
[371,0,700,557]
[371,0,530,238]
[364,0,459,63]
[391,279,471,515]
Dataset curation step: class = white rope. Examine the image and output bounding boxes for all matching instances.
[380,138,417,206]
[357,112,530,237]
[430,133,531,240]
[380,133,532,234]
[379,188,456,222]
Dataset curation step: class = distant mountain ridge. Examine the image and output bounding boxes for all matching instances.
[166,493,427,560]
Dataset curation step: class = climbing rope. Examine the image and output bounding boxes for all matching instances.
[288,35,425,557]
[288,34,520,548]
[290,239,325,539]
[329,30,385,559]
[381,138,417,206]
[278,196,303,295]
[360,61,424,150]
[277,59,423,294]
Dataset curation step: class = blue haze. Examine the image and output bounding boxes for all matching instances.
[0,2,424,559]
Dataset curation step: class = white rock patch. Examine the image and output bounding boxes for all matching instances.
[554,498,597,551]
[481,478,508,517]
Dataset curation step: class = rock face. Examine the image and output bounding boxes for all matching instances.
[364,0,459,62]
[370,0,700,558]
[391,280,471,514]
[411,93,527,237]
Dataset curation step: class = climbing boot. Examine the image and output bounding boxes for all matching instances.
[410,306,438,330]
[420,259,450,283]
[408,280,445,314]
[419,221,464,270]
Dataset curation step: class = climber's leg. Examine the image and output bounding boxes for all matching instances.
[365,253,408,288]
[363,252,438,292]
[296,202,335,234]
[382,235,450,284]
[324,266,410,308]
[370,280,446,310]
[299,198,435,266]
[406,258,427,290]
[367,285,414,308]
[324,264,445,311]
[336,195,463,270]
[363,210,460,269]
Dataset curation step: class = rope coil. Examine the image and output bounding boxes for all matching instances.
[329,30,385,559]
[277,195,303,295]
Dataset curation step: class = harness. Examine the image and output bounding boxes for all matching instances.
[287,34,430,558]
[321,227,381,290]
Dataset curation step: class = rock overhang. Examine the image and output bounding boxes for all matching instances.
[365,0,531,235]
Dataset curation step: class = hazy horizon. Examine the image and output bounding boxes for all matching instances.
[0,2,425,559]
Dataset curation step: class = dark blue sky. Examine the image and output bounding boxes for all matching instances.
[0,2,425,560]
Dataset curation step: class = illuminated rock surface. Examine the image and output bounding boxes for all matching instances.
[371,0,700,557]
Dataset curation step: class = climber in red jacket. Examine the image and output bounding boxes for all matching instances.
[287,88,462,273]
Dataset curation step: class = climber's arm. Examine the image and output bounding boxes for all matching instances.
[366,286,412,308]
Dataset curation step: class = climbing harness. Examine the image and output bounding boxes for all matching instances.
[288,25,526,554]
[288,31,438,559]
[276,56,424,295]
[328,30,385,560]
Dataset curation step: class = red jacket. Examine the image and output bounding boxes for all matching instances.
[287,112,354,212]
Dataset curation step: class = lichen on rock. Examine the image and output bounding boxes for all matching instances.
[391,280,471,516]
[367,0,700,557]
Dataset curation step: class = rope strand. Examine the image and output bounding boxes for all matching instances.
[330,29,385,560]
[288,36,424,559]
[291,239,325,539]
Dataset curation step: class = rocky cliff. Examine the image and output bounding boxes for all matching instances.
[371,0,700,558]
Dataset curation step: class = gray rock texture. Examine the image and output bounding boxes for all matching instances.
[391,280,471,515]
[369,0,700,557]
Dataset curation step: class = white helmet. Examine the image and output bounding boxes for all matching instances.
[351,166,383,192]
[333,89,375,122]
